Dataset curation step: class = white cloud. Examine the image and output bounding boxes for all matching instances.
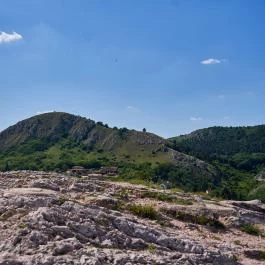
[190,117,203,121]
[201,58,221,65]
[223,116,231,120]
[36,110,54,115]
[0,31,23,44]
[127,106,140,111]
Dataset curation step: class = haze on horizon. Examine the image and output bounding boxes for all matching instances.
[1,0,265,138]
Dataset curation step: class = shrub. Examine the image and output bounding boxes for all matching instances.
[244,250,265,260]
[128,204,158,220]
[114,188,130,201]
[241,223,264,236]
[147,244,157,254]
[162,209,225,229]
[118,127,129,139]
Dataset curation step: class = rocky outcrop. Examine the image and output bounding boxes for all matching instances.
[1,171,265,264]
[0,112,96,152]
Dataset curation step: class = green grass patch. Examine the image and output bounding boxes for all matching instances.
[241,223,264,236]
[18,223,28,229]
[162,208,225,229]
[128,204,158,220]
[147,244,157,254]
[113,188,130,200]
[140,191,193,205]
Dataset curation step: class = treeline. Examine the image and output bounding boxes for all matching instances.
[0,138,102,172]
[169,126,265,172]
[117,162,261,201]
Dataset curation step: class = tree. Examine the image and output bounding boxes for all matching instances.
[118,127,129,139]
[142,128,146,133]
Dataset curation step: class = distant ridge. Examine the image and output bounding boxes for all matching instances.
[169,125,265,170]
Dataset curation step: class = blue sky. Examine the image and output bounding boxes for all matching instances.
[1,0,265,137]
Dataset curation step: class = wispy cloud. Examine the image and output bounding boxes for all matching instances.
[190,117,203,121]
[0,31,23,44]
[127,106,140,112]
[36,110,54,115]
[201,58,227,65]
[223,116,231,120]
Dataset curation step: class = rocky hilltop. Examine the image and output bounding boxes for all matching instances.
[0,112,165,153]
[1,171,265,265]
[0,112,219,195]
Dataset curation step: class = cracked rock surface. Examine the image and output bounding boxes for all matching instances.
[0,171,264,264]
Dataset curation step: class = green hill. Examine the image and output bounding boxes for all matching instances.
[0,112,219,193]
[168,126,265,201]
[1,113,264,201]
[169,126,265,171]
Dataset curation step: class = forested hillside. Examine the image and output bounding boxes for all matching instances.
[169,126,265,172]
[0,113,264,202]
[168,126,265,201]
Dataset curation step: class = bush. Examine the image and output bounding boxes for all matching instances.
[114,188,130,201]
[118,127,129,139]
[241,223,264,236]
[128,204,158,220]
[244,250,265,260]
[162,209,225,229]
[147,244,157,254]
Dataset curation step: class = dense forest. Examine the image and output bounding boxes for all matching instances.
[169,126,265,171]
[168,126,265,201]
